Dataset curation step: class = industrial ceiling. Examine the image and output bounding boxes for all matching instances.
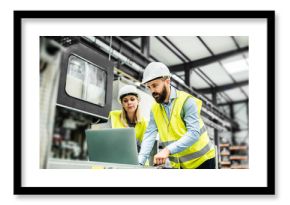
[122,36,248,106]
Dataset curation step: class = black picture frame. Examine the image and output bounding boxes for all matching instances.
[14,10,275,195]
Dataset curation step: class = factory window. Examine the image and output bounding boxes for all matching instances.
[65,55,107,106]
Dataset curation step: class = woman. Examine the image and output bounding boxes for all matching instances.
[109,85,147,152]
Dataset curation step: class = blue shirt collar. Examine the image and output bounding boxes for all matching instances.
[162,86,177,105]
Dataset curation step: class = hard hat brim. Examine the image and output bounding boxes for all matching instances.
[141,75,171,84]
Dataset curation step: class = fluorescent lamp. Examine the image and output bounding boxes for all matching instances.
[223,59,248,74]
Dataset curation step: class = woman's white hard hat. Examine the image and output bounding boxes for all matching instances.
[141,62,171,84]
[118,85,140,103]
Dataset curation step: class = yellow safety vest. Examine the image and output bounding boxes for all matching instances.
[151,90,215,169]
[109,110,147,147]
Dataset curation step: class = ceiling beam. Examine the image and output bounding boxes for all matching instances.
[169,46,249,72]
[121,36,141,41]
[96,36,150,68]
[155,36,186,62]
[218,99,249,106]
[141,36,150,58]
[128,39,159,62]
[196,80,248,93]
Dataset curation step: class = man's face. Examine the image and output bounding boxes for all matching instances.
[146,78,169,103]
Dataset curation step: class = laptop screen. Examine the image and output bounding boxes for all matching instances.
[85,128,139,165]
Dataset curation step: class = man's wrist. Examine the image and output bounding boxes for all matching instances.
[138,155,146,165]
[165,146,173,155]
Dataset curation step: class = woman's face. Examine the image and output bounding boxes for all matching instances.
[121,95,139,113]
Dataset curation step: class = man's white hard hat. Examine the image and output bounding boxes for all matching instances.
[118,85,140,103]
[141,62,171,84]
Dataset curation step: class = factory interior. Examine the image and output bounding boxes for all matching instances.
[40,36,249,169]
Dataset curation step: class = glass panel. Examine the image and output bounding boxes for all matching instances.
[66,56,85,99]
[65,55,107,106]
[86,64,106,106]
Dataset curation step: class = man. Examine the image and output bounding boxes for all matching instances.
[138,62,216,169]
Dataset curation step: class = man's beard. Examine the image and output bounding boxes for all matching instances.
[152,85,167,104]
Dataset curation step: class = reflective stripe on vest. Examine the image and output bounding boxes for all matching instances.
[169,143,212,163]
[159,126,207,148]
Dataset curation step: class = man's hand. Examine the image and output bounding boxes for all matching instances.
[153,147,170,165]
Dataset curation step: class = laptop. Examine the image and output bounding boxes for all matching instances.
[85,128,139,165]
